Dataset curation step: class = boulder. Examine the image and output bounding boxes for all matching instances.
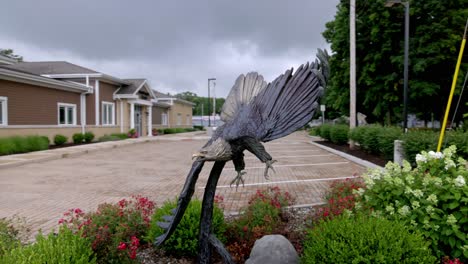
[246,235,299,264]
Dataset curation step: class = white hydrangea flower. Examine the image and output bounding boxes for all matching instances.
[426,194,438,204]
[404,186,413,195]
[398,205,411,216]
[411,201,420,209]
[432,177,443,186]
[446,214,457,225]
[385,205,395,215]
[457,157,466,166]
[416,154,427,163]
[405,175,415,185]
[443,145,457,158]
[393,178,404,186]
[412,189,424,198]
[428,151,444,160]
[410,220,418,226]
[402,160,412,172]
[454,175,466,187]
[444,159,456,170]
[425,205,434,214]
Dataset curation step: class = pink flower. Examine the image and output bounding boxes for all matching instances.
[58,218,65,224]
[117,242,127,250]
[74,208,83,215]
[131,236,140,246]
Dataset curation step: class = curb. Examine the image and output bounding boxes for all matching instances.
[308,140,383,169]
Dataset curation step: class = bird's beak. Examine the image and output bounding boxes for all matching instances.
[192,152,203,160]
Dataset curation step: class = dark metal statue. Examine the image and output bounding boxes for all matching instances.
[154,54,328,264]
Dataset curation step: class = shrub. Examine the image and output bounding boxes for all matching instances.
[360,124,383,154]
[313,178,365,222]
[146,198,226,257]
[359,146,468,260]
[0,218,21,259]
[84,132,95,143]
[348,125,367,144]
[1,226,96,264]
[98,135,122,142]
[402,130,438,164]
[110,133,129,139]
[329,124,349,145]
[60,195,155,263]
[72,133,84,144]
[302,214,437,263]
[445,130,468,157]
[318,124,332,141]
[128,129,138,138]
[226,187,295,262]
[193,125,204,131]
[377,126,403,160]
[54,134,68,145]
[0,135,49,155]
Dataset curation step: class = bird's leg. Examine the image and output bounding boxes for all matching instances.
[264,159,277,180]
[230,154,246,190]
[242,137,275,180]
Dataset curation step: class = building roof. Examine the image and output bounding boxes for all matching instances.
[116,79,146,95]
[3,61,99,75]
[0,54,18,65]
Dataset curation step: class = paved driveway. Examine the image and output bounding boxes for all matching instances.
[0,131,367,234]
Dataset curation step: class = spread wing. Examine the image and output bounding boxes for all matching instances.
[220,72,268,122]
[221,62,324,142]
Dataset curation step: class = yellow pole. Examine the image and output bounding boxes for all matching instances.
[437,20,467,151]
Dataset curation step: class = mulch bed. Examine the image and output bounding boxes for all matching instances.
[48,141,99,150]
[314,140,388,167]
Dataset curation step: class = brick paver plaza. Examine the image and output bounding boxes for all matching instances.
[0,131,367,234]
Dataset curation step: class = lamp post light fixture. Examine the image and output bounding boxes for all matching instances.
[386,0,409,132]
[207,78,216,127]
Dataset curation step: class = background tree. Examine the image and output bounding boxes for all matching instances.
[323,0,467,125]
[0,48,23,62]
[175,91,225,116]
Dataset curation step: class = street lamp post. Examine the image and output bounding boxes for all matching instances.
[207,78,216,127]
[386,0,409,132]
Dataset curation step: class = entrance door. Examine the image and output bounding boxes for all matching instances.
[134,105,143,136]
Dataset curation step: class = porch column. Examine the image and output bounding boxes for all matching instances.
[80,93,86,134]
[95,80,100,126]
[147,106,152,136]
[120,100,124,133]
[130,103,135,129]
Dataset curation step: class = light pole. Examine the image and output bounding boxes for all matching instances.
[386,0,409,132]
[207,78,216,127]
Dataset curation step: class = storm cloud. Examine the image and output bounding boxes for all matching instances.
[0,0,338,97]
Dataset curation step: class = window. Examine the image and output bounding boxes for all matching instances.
[58,103,76,125]
[186,114,191,126]
[0,97,7,126]
[102,102,115,125]
[177,113,182,126]
[161,113,168,126]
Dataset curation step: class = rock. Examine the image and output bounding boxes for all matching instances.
[246,235,299,264]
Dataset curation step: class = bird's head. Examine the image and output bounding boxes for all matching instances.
[192,138,232,161]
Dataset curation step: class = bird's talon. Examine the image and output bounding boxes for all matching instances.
[264,160,277,180]
[230,171,246,190]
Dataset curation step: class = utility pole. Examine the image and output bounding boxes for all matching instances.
[349,0,357,148]
[201,103,204,127]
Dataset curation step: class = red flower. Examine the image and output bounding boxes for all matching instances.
[58,218,65,224]
[74,208,83,215]
[131,236,140,246]
[243,226,248,232]
[117,242,127,250]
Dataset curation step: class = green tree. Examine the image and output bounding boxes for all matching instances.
[323,0,467,125]
[175,91,225,116]
[0,48,23,62]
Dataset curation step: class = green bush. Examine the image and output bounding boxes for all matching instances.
[360,124,383,154]
[0,218,23,257]
[359,146,468,260]
[146,198,226,257]
[302,214,436,263]
[54,134,68,145]
[162,128,195,134]
[329,124,349,145]
[83,132,95,143]
[402,130,437,164]
[193,125,204,131]
[110,133,129,139]
[445,130,468,157]
[377,126,403,160]
[1,226,96,264]
[348,125,367,144]
[0,136,49,155]
[98,135,121,142]
[318,124,332,141]
[72,133,84,144]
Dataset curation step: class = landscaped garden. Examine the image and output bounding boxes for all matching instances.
[1,144,466,263]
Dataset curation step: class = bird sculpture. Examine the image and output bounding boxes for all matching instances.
[154,52,328,264]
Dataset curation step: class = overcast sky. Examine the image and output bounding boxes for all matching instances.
[0,0,338,98]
